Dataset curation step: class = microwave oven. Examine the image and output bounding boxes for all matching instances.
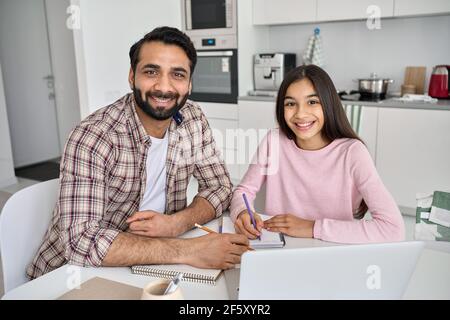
[181,0,237,49]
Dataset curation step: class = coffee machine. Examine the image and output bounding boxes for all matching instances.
[428,65,450,99]
[249,53,296,97]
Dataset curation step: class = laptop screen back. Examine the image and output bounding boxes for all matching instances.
[238,241,424,299]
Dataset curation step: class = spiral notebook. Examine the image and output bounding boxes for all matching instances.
[131,264,222,285]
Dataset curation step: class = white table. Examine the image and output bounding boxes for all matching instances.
[3,219,450,300]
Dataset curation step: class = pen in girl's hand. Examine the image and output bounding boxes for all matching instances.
[242,193,261,240]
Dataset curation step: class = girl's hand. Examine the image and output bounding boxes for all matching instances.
[264,214,315,238]
[234,210,264,239]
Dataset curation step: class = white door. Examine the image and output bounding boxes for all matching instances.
[0,0,61,167]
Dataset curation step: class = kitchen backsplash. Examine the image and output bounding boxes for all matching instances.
[267,14,450,94]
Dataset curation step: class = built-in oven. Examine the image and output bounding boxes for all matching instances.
[190,49,238,104]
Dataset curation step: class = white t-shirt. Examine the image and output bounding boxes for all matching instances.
[139,133,169,213]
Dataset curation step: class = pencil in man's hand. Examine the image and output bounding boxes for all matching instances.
[194,223,255,251]
[194,223,217,234]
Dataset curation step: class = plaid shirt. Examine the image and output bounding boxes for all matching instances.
[27,93,232,279]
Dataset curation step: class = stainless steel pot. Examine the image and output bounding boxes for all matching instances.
[356,73,394,94]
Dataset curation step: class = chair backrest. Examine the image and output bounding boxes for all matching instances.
[0,179,59,293]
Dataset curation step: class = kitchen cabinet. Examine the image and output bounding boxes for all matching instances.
[252,0,450,26]
[253,0,317,25]
[317,0,394,22]
[207,118,241,180]
[237,99,277,178]
[394,0,450,17]
[198,102,238,153]
[198,102,238,121]
[198,102,240,181]
[375,108,450,210]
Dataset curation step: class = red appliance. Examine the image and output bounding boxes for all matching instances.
[428,65,449,99]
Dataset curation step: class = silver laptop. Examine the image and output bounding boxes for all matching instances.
[226,241,424,300]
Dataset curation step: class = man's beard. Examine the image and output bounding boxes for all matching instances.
[133,86,188,121]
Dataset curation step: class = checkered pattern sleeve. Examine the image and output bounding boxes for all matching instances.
[193,112,233,216]
[58,124,120,267]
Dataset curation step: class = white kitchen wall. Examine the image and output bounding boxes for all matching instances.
[0,63,17,188]
[72,0,182,117]
[70,2,450,110]
[267,14,450,93]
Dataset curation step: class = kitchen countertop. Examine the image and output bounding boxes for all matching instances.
[239,95,450,111]
[239,95,277,102]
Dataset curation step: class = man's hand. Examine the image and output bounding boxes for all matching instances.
[264,214,315,238]
[234,210,264,239]
[183,233,250,269]
[126,211,182,238]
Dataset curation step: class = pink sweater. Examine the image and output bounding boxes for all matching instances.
[230,129,405,244]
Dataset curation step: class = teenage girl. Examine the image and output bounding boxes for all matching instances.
[230,65,404,243]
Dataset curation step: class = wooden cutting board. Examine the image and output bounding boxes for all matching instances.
[404,66,426,94]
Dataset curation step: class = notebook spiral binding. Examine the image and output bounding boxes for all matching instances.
[131,266,217,285]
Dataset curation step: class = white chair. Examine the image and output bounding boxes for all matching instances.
[0,178,59,293]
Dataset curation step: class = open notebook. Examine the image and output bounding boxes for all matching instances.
[222,215,285,249]
[131,264,221,285]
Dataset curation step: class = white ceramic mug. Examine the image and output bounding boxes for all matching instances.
[141,279,184,300]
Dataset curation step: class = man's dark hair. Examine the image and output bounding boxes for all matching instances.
[129,26,197,76]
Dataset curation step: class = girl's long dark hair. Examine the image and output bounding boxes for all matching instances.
[276,64,368,219]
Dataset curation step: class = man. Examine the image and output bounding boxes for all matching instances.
[27,26,248,279]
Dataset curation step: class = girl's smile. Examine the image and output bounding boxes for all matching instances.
[293,120,316,132]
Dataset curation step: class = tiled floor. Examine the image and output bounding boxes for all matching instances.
[0,177,39,298]
[15,161,60,182]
